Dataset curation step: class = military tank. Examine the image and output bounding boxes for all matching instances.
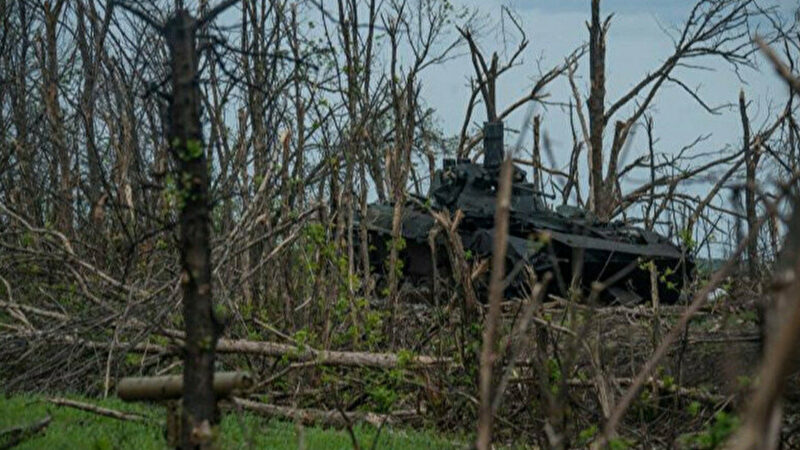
[360,121,692,304]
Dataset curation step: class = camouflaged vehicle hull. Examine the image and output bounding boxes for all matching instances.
[361,202,691,304]
[358,121,692,304]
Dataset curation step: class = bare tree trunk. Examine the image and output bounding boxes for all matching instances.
[476,151,513,450]
[740,90,759,278]
[650,262,661,348]
[532,115,542,194]
[42,0,72,234]
[75,0,109,213]
[644,116,656,229]
[165,10,218,449]
[10,2,38,223]
[732,199,800,450]
[588,0,607,218]
[290,3,305,211]
[243,0,268,308]
[385,20,417,343]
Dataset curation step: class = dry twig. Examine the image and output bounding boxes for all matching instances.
[48,397,150,423]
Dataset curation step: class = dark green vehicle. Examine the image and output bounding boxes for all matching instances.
[359,121,692,304]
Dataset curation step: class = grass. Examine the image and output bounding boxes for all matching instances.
[0,393,466,449]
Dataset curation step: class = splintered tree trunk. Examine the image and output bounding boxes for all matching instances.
[588,0,607,218]
[165,10,218,449]
[740,90,759,278]
[532,115,542,194]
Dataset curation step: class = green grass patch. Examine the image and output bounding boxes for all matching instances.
[0,393,465,449]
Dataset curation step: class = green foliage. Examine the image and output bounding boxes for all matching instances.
[124,353,143,367]
[680,227,696,251]
[661,374,675,390]
[363,310,385,348]
[253,174,265,187]
[576,424,598,446]
[608,437,635,449]
[293,328,311,352]
[546,358,562,395]
[161,172,194,211]
[20,232,34,247]
[172,138,204,161]
[687,401,702,417]
[659,265,678,291]
[396,349,415,369]
[392,236,407,252]
[381,236,407,281]
[679,411,739,449]
[301,220,387,349]
[185,139,203,159]
[368,385,398,413]
[213,303,230,324]
[155,238,169,251]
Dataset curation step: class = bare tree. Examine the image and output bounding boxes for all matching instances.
[582,0,756,221]
[1,1,799,448]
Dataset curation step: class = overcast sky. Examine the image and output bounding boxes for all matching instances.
[418,0,795,194]
[211,0,796,220]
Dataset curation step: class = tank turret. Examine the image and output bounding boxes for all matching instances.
[429,121,545,218]
[358,121,693,303]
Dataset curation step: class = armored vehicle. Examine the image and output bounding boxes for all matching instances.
[360,121,692,304]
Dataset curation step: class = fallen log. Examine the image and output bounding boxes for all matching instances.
[10,331,450,370]
[159,328,451,368]
[215,338,451,369]
[47,398,150,423]
[117,371,253,401]
[229,397,415,428]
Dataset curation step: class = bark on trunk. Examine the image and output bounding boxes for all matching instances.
[588,0,607,217]
[165,10,218,449]
[75,1,104,210]
[43,1,72,234]
[740,90,759,278]
[10,2,38,223]
[532,115,542,194]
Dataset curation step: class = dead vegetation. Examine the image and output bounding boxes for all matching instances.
[1,0,800,449]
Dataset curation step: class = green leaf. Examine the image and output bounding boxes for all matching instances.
[186,139,203,159]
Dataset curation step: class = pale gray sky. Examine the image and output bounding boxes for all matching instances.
[205,0,796,253]
[407,0,799,256]
[421,0,793,187]
[211,0,795,226]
